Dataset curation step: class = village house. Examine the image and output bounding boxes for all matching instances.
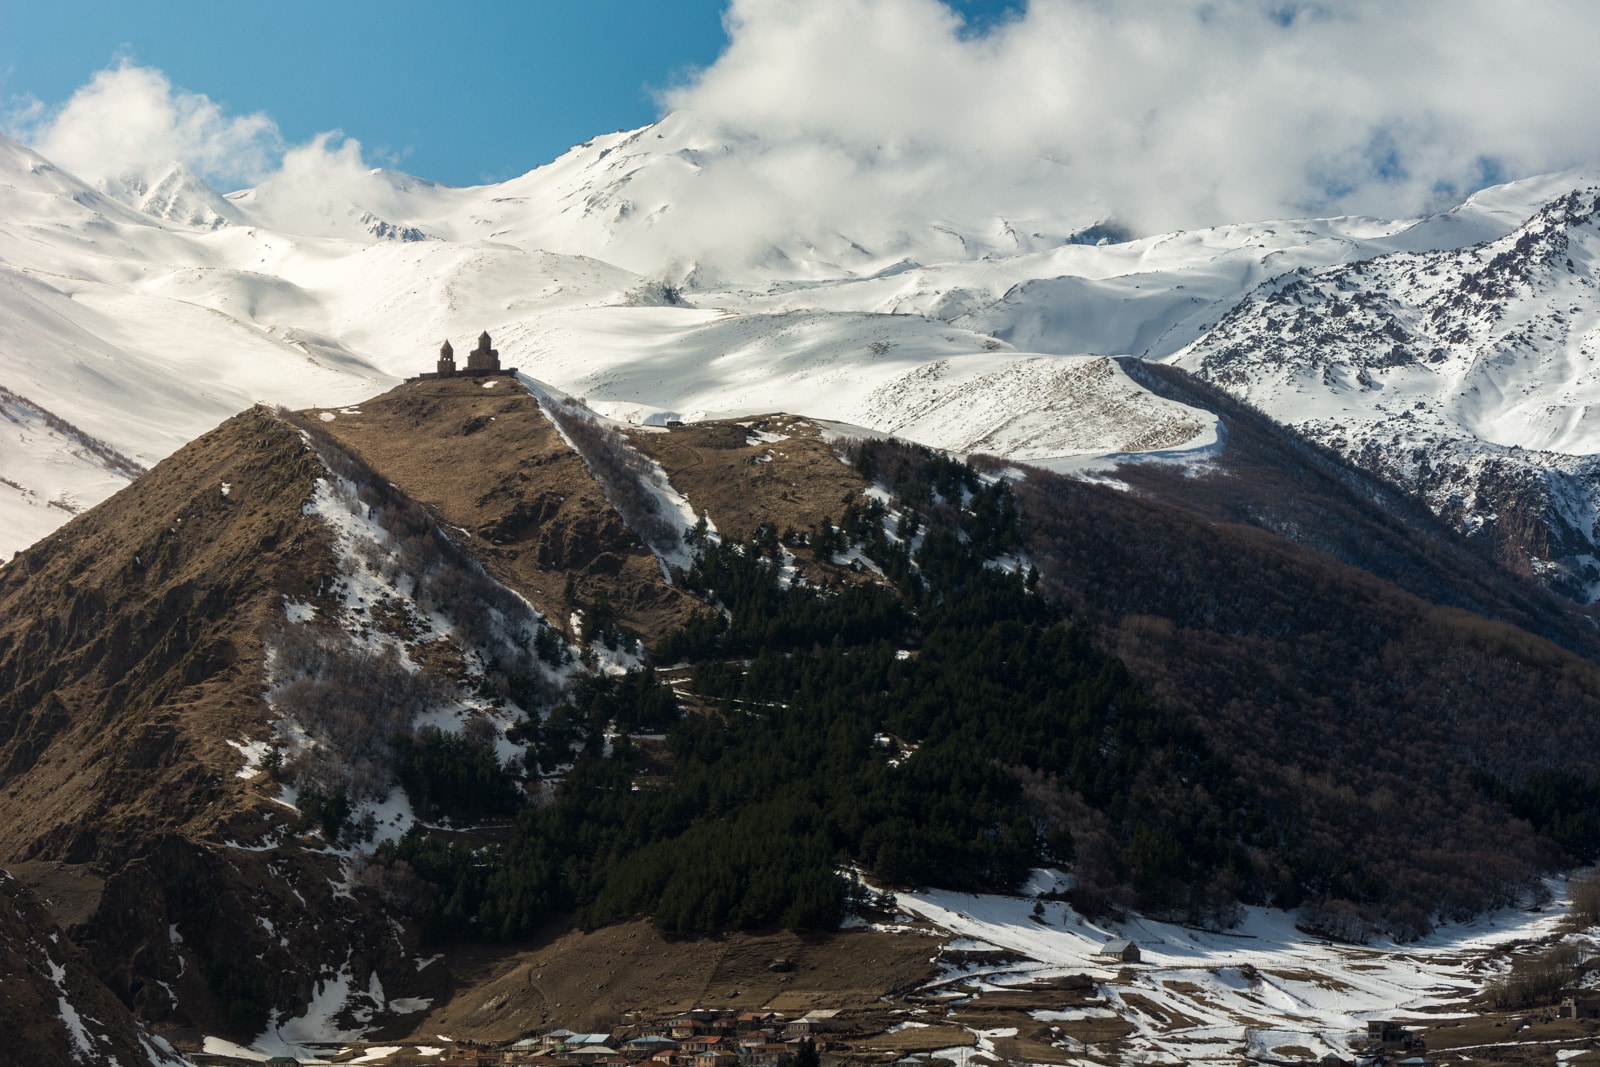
[670,1014,712,1039]
[443,1050,499,1067]
[1560,995,1600,1019]
[543,1030,581,1051]
[786,1009,842,1038]
[1366,1020,1417,1046]
[570,1044,624,1060]
[625,1036,681,1055]
[1096,939,1140,964]
[505,1009,825,1067]
[682,1035,726,1055]
[501,1038,541,1064]
[740,1043,794,1067]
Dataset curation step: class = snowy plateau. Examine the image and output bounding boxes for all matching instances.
[5,113,1600,599]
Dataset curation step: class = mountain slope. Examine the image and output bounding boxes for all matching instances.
[0,384,643,1047]
[4,374,1600,1057]
[1174,185,1600,600]
[5,119,1598,578]
[0,869,190,1067]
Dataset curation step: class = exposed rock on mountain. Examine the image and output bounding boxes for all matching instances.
[0,869,188,1067]
[1176,186,1600,600]
[102,162,244,231]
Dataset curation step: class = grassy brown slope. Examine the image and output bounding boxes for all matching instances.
[0,404,331,864]
[1115,358,1600,656]
[628,414,872,562]
[0,406,435,1040]
[302,377,699,646]
[403,919,942,1043]
[1010,458,1600,930]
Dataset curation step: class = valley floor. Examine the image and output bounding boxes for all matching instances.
[188,871,1600,1067]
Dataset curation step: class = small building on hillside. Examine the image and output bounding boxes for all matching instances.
[682,1036,726,1054]
[626,1036,681,1054]
[787,1009,842,1037]
[741,1043,794,1067]
[415,330,518,380]
[542,1030,580,1052]
[1096,939,1140,963]
[1561,995,1600,1019]
[737,1012,781,1031]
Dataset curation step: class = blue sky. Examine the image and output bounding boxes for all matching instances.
[2,1,1595,234]
[0,0,1023,186]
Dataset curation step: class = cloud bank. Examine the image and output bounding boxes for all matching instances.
[9,63,284,188]
[657,0,1600,239]
[7,4,1599,274]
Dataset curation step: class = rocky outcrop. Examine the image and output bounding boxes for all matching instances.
[1176,186,1600,600]
[0,868,190,1066]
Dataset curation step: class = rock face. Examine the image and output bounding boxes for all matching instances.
[1175,186,1600,601]
[0,868,189,1067]
[0,394,579,1045]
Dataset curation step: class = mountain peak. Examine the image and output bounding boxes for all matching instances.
[99,160,243,230]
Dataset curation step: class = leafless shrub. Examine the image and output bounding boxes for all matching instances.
[1484,943,1582,1009]
[543,397,683,553]
[282,409,567,705]
[1570,870,1600,928]
[349,854,438,916]
[0,384,145,478]
[1299,898,1380,944]
[269,624,452,799]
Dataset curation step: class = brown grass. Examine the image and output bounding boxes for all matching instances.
[305,378,702,646]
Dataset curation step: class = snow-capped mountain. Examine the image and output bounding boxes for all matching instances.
[5,115,1600,602]
[1175,185,1600,599]
[102,161,244,230]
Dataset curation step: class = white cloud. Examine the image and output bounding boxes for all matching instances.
[8,8,1598,276]
[653,0,1600,241]
[8,62,283,188]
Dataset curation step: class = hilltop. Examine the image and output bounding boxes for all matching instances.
[4,370,1600,1062]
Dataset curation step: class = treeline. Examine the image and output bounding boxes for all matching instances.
[381,442,1266,938]
[947,433,1600,938]
[367,432,1600,944]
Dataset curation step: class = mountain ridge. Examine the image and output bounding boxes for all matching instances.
[3,372,1600,1058]
[1174,185,1600,600]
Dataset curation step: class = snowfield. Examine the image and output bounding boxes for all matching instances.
[887,871,1592,1065]
[3,119,1592,569]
